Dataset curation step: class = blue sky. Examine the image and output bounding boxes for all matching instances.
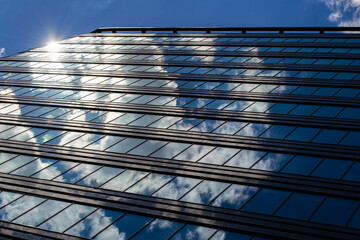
[0,0,359,57]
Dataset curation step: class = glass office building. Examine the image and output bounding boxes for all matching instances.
[0,27,360,239]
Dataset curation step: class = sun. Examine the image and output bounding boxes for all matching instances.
[45,41,60,52]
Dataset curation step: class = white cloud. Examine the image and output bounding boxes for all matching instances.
[319,0,360,26]
[0,48,5,57]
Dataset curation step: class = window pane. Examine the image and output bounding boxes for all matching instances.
[39,204,96,232]
[225,150,267,168]
[281,156,322,175]
[95,214,152,240]
[241,188,291,215]
[199,147,239,165]
[211,184,259,210]
[174,145,215,162]
[132,219,183,240]
[153,176,202,200]
[180,180,229,204]
[102,170,148,192]
[13,199,70,227]
[126,173,173,195]
[65,208,124,238]
[169,224,217,240]
[0,195,44,221]
[310,198,358,226]
[275,193,323,220]
[77,167,124,187]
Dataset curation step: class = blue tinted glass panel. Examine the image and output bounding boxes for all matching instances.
[260,125,295,139]
[343,162,360,182]
[181,180,229,204]
[281,156,322,175]
[286,127,321,142]
[313,106,343,118]
[211,184,259,210]
[225,150,267,168]
[126,173,173,195]
[199,147,239,165]
[14,199,70,227]
[312,129,347,144]
[153,176,201,200]
[311,159,352,179]
[251,153,293,171]
[266,103,296,114]
[275,193,324,220]
[0,195,44,221]
[174,144,214,162]
[242,188,291,215]
[311,198,358,226]
[337,108,360,120]
[170,224,217,240]
[340,132,360,147]
[289,105,319,116]
[95,214,152,240]
[65,209,123,238]
[236,123,271,137]
[210,230,251,240]
[132,219,183,240]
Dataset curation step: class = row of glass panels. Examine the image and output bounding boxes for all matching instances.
[70,35,360,43]
[1,152,360,228]
[39,43,360,54]
[0,101,359,146]
[1,86,359,121]
[2,72,360,99]
[0,121,359,182]
[19,51,360,67]
[0,190,251,240]
[2,60,360,81]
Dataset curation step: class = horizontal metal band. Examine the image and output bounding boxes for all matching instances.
[1,138,360,201]
[5,56,360,72]
[0,174,358,240]
[90,26,360,35]
[0,221,81,240]
[83,31,360,38]
[1,66,360,89]
[0,96,359,131]
[0,114,359,161]
[56,38,360,48]
[0,79,359,108]
[27,47,360,60]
